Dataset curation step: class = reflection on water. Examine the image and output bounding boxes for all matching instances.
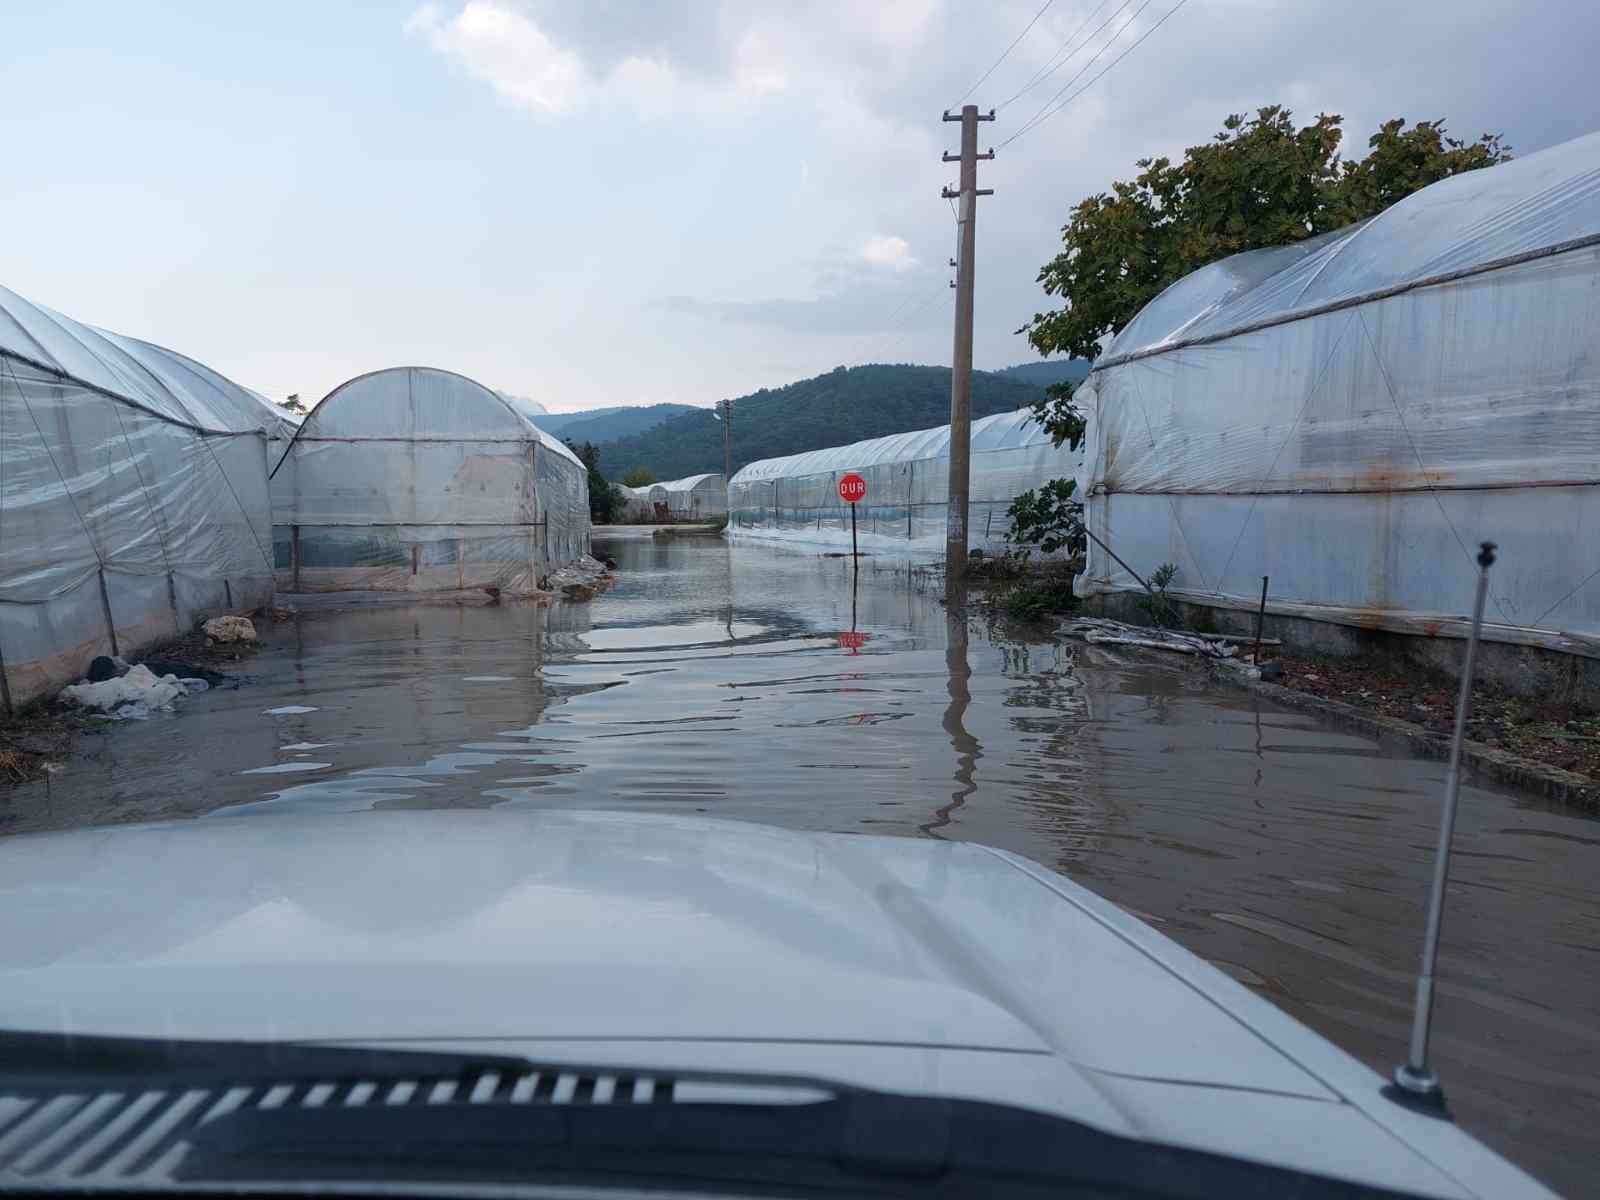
[3,534,1597,1193]
[928,604,979,838]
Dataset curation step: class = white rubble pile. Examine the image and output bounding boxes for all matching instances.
[60,664,209,720]
[203,615,257,643]
[1058,616,1279,679]
[1060,617,1239,659]
[545,555,614,600]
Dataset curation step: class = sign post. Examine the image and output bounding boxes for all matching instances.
[838,472,867,567]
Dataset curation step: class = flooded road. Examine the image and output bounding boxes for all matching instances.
[5,533,1598,1194]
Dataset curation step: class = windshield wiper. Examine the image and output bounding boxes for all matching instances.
[0,1030,1415,1199]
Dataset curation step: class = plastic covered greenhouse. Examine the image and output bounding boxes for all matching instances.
[0,283,280,705]
[270,367,590,594]
[616,485,655,523]
[1077,129,1600,653]
[656,473,727,520]
[729,409,1075,553]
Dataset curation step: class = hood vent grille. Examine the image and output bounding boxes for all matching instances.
[0,1066,677,1186]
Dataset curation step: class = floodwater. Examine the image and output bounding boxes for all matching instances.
[5,533,1598,1194]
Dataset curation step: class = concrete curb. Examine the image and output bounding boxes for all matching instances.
[1217,670,1599,813]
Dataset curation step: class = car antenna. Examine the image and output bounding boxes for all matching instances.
[1387,541,1497,1116]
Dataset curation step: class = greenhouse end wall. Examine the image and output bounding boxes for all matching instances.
[1077,131,1600,656]
[728,408,1077,556]
[658,473,727,521]
[270,367,591,595]
[616,485,655,523]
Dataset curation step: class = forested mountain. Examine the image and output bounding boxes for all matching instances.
[593,364,1049,483]
[991,359,1092,389]
[531,403,694,442]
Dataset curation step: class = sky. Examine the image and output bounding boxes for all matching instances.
[2,1,1596,413]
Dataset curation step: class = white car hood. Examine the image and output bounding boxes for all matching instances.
[0,810,1554,1199]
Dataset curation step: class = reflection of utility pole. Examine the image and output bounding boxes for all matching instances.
[941,104,994,601]
[923,604,981,838]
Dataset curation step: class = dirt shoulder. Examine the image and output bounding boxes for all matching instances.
[1249,653,1599,810]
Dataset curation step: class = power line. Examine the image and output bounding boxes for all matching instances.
[959,0,1057,103]
[864,183,962,364]
[997,0,1122,110]
[1003,0,1157,143]
[1001,0,1190,147]
[861,278,954,366]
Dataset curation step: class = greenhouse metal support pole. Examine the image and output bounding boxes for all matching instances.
[0,638,13,718]
[1254,576,1269,663]
[97,567,118,658]
[907,462,914,539]
[941,104,994,601]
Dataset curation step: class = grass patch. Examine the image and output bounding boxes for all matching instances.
[967,551,1079,621]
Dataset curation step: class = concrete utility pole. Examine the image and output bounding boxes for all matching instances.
[941,104,994,600]
[721,399,733,486]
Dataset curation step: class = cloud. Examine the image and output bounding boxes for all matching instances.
[404,0,792,118]
[860,234,918,272]
[405,2,591,115]
[396,0,1600,393]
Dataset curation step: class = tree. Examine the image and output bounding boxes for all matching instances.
[621,465,657,488]
[566,439,621,524]
[1022,108,1509,363]
[277,393,308,414]
[1010,108,1509,564]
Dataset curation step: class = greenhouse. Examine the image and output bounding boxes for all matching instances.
[270,366,590,594]
[616,485,655,523]
[0,283,279,706]
[728,408,1074,553]
[656,473,727,520]
[1076,128,1600,652]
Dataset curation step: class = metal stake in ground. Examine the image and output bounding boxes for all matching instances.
[1391,540,1497,1114]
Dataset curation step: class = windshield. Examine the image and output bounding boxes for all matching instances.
[0,3,1593,1198]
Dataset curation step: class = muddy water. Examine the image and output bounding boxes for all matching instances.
[5,533,1598,1193]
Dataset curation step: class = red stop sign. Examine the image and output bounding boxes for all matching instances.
[838,472,867,504]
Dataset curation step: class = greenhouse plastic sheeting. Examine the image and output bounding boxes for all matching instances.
[0,285,278,705]
[729,408,1076,555]
[656,473,726,519]
[270,367,590,595]
[1079,130,1600,652]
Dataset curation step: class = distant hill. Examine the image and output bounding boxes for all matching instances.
[593,364,1051,483]
[533,403,695,442]
[990,359,1092,389]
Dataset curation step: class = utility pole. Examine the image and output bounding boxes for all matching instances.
[941,104,994,601]
[721,399,733,486]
